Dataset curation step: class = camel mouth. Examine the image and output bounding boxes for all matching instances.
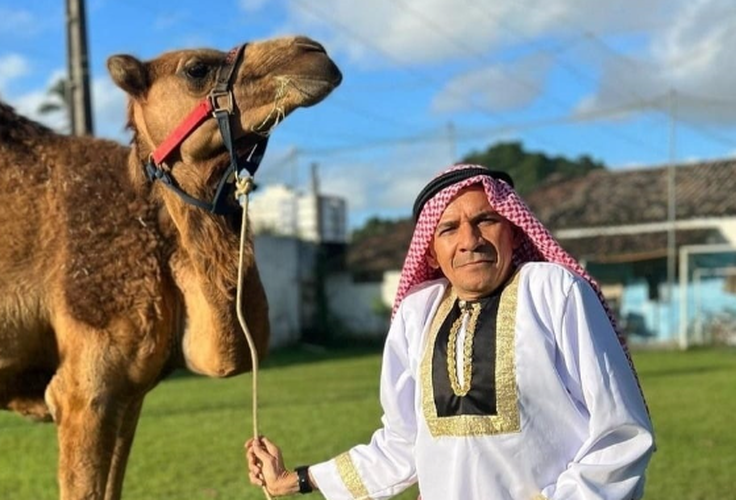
[288,76,342,106]
[280,48,342,107]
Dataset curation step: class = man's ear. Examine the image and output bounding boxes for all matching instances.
[427,247,439,269]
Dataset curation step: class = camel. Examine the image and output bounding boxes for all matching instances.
[0,35,341,499]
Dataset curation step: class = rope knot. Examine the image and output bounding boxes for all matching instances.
[235,175,255,205]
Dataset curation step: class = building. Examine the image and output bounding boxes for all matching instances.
[524,158,736,346]
[248,180,349,347]
[249,184,299,236]
[297,193,348,244]
[249,183,348,244]
[342,158,736,346]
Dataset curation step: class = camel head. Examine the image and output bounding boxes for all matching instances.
[108,35,341,197]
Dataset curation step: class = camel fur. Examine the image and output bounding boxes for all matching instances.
[0,35,341,500]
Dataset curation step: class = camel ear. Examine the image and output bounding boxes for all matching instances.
[107,54,148,97]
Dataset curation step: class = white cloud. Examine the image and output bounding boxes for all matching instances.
[14,89,68,131]
[282,0,680,66]
[315,141,455,226]
[576,0,736,124]
[285,0,502,66]
[0,53,31,94]
[432,53,553,113]
[92,77,130,143]
[279,0,736,124]
[11,69,68,131]
[6,70,129,141]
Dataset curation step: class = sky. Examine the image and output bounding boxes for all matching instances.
[2,0,736,230]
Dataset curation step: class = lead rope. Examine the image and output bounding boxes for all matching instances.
[234,174,274,500]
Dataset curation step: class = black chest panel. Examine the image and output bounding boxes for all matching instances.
[431,291,502,417]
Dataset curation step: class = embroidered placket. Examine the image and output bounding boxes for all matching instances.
[447,300,481,396]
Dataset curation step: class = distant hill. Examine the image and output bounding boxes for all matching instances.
[461,141,605,195]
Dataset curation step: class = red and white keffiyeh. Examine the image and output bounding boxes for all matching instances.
[393,163,635,363]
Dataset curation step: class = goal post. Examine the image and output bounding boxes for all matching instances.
[678,243,736,349]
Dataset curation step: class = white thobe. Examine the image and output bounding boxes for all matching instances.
[310,262,655,500]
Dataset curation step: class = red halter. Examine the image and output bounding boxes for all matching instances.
[145,44,268,215]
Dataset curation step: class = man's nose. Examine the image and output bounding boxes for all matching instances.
[458,222,483,251]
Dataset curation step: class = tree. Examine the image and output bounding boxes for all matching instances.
[350,216,398,242]
[37,77,71,133]
[461,141,606,195]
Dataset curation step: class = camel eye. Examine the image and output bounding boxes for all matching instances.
[185,62,210,80]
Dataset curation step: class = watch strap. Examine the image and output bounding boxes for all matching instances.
[295,465,313,494]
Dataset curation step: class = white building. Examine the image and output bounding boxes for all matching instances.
[249,184,299,236]
[250,184,347,244]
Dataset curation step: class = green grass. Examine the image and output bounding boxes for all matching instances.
[0,346,734,499]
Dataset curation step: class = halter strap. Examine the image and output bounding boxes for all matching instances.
[150,44,246,166]
[144,44,269,215]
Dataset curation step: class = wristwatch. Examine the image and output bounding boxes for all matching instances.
[295,465,313,494]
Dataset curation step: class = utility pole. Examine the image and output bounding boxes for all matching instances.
[288,146,299,189]
[667,89,678,343]
[447,121,457,163]
[66,0,94,136]
[310,162,322,242]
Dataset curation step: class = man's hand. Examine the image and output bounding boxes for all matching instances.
[246,436,299,496]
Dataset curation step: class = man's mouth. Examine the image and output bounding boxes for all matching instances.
[456,258,495,268]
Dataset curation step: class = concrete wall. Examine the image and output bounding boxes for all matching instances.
[721,220,736,245]
[325,273,390,338]
[254,235,308,348]
[381,270,401,309]
[254,236,389,348]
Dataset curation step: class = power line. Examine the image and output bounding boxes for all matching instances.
[459,0,736,153]
[326,94,423,131]
[676,92,736,107]
[390,0,665,155]
[293,0,661,158]
[293,1,533,125]
[460,0,597,89]
[301,97,666,157]
[585,32,736,150]
[501,0,736,151]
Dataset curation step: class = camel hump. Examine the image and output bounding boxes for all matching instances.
[0,101,55,144]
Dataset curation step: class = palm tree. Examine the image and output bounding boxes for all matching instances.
[37,77,72,133]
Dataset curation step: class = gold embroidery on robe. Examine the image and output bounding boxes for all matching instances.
[421,271,521,437]
[335,452,373,499]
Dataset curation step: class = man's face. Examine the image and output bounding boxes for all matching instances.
[428,186,518,300]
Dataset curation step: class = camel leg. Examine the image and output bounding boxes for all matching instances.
[45,338,124,500]
[104,397,144,500]
[47,373,118,500]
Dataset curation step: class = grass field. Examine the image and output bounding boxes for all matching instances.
[0,346,734,499]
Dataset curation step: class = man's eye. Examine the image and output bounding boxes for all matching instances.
[185,63,210,79]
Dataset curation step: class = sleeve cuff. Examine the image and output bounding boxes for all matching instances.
[310,452,372,500]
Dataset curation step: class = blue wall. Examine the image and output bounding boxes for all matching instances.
[620,278,736,344]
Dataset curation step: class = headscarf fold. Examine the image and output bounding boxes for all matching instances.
[394,164,636,368]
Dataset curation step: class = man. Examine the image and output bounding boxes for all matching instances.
[247,164,655,499]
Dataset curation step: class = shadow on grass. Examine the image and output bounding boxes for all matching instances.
[263,339,385,369]
[165,337,386,380]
